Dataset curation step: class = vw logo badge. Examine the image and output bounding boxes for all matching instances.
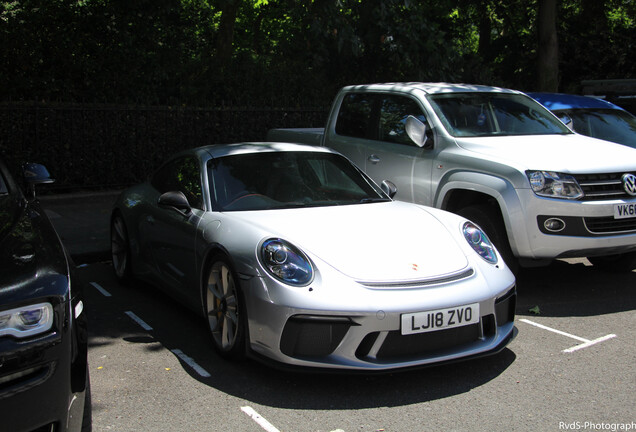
[623,173,636,196]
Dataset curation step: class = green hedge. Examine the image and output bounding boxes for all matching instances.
[0,103,328,192]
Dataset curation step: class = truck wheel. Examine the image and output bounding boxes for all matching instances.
[587,252,636,272]
[457,204,518,273]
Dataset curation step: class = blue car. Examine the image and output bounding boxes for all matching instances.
[529,92,636,148]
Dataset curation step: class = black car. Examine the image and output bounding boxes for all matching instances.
[0,159,91,431]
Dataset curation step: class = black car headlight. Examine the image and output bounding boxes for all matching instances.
[463,222,498,264]
[526,171,583,199]
[260,239,313,286]
[0,302,54,338]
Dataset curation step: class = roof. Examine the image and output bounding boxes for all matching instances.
[527,92,625,111]
[194,142,334,160]
[341,82,520,95]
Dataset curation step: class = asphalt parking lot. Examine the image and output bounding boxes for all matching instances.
[75,258,635,432]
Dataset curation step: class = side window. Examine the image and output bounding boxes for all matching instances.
[335,93,376,139]
[379,96,427,145]
[0,172,8,194]
[151,156,203,210]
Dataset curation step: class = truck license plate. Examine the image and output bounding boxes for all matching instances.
[614,203,636,219]
[401,303,479,335]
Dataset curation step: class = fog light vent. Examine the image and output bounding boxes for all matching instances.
[544,218,566,232]
[280,315,353,358]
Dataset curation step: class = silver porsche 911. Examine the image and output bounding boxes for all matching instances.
[111,142,516,371]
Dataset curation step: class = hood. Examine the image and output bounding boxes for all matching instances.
[455,133,636,173]
[0,196,69,304]
[230,201,469,282]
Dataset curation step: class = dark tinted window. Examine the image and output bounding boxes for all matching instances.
[209,151,387,211]
[335,93,376,139]
[336,93,427,145]
[379,96,427,144]
[429,93,570,137]
[0,172,7,195]
[554,109,636,147]
[151,156,203,210]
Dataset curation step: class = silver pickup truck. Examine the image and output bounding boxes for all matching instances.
[268,83,636,272]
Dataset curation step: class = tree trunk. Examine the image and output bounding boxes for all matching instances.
[537,0,559,91]
[216,0,241,69]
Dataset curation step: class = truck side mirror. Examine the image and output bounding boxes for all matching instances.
[405,115,433,149]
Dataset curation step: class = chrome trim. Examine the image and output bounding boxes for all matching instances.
[358,268,475,288]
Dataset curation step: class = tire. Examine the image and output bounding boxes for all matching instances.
[111,213,132,283]
[587,252,636,272]
[203,257,246,360]
[81,372,92,432]
[457,204,519,273]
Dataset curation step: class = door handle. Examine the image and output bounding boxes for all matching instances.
[368,154,381,164]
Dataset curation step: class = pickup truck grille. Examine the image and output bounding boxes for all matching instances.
[584,216,636,234]
[574,172,636,201]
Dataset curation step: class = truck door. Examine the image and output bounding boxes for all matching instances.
[363,94,434,204]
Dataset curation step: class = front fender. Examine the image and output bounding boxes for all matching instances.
[436,171,530,258]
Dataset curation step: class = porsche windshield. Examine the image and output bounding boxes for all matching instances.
[209,151,388,211]
[428,93,572,137]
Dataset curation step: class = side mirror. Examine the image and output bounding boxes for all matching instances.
[381,180,397,199]
[158,191,191,215]
[22,163,54,198]
[557,113,573,129]
[405,115,433,149]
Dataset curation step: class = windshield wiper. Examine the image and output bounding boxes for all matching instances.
[359,197,391,204]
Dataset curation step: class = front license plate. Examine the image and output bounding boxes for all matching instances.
[401,303,480,335]
[614,203,636,219]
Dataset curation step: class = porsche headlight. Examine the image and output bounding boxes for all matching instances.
[261,239,313,286]
[526,171,583,199]
[462,222,498,264]
[0,302,54,338]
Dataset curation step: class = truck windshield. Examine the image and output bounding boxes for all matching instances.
[209,151,388,211]
[428,93,572,137]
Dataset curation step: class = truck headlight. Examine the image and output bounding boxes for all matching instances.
[0,303,54,338]
[527,171,583,199]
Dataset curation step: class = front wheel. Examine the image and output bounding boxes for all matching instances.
[457,204,518,273]
[587,252,636,272]
[111,213,132,283]
[204,258,246,360]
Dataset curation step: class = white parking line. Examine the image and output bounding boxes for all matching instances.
[89,282,112,297]
[520,319,616,353]
[562,334,617,353]
[170,349,211,378]
[125,311,153,331]
[241,406,281,432]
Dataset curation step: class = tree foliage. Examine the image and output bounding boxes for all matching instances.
[1,0,634,106]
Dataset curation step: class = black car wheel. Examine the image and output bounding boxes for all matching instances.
[81,373,92,432]
[204,257,246,359]
[111,213,131,282]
